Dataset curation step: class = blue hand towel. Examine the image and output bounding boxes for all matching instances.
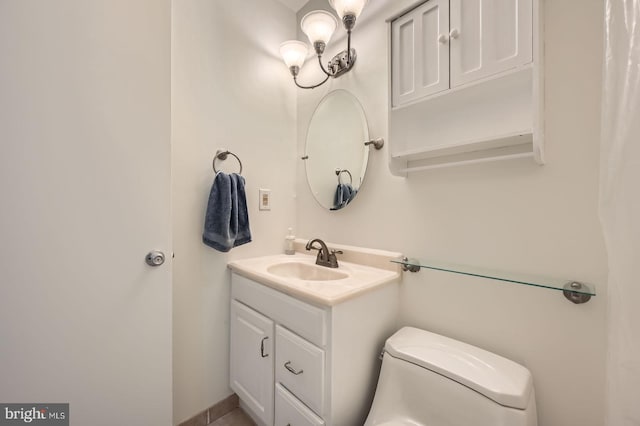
[203,172,252,252]
[331,183,357,210]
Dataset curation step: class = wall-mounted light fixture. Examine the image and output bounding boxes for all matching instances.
[279,0,368,89]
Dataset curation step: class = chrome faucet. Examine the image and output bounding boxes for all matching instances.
[305,238,342,268]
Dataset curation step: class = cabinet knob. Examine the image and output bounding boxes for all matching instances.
[449,28,460,39]
[438,34,449,44]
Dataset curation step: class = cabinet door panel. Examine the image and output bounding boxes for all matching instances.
[450,0,532,87]
[458,0,481,73]
[230,300,274,426]
[392,0,449,106]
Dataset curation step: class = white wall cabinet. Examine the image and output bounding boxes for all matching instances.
[388,0,543,174]
[229,273,399,426]
[392,0,532,107]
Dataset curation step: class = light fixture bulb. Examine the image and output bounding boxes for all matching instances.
[279,40,309,69]
[328,0,368,20]
[301,10,338,46]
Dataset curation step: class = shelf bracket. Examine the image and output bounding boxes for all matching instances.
[563,282,592,304]
[401,257,421,273]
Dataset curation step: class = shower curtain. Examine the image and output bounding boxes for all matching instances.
[600,1,640,425]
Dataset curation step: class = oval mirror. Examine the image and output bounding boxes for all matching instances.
[304,90,370,210]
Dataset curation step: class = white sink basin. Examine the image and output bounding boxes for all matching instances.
[228,249,402,306]
[267,261,349,281]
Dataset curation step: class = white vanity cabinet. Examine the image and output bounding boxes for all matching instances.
[229,272,399,426]
[388,0,543,174]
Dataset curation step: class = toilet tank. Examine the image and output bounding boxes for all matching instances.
[365,327,538,426]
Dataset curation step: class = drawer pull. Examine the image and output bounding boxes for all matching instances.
[284,361,304,375]
[260,336,269,358]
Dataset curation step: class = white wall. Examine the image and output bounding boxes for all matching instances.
[296,1,607,426]
[171,1,297,423]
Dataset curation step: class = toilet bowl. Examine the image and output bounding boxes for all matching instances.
[364,327,538,426]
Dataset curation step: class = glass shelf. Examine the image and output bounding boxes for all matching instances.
[392,258,596,302]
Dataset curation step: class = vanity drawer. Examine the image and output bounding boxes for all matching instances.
[231,273,327,346]
[275,325,325,417]
[275,383,325,426]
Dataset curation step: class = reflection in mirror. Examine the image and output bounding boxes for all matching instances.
[305,90,370,210]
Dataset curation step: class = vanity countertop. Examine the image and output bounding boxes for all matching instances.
[228,243,402,306]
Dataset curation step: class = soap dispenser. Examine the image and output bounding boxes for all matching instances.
[285,228,295,255]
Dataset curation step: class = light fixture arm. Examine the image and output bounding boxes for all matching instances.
[346,29,353,66]
[289,65,331,90]
[343,14,356,65]
[318,58,333,77]
[294,74,330,90]
[313,42,333,77]
[318,55,333,77]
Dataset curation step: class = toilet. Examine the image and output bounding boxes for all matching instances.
[364,327,538,426]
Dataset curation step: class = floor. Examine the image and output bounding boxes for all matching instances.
[209,408,255,426]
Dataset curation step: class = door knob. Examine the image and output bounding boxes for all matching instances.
[438,34,449,44]
[145,251,165,267]
[449,28,460,39]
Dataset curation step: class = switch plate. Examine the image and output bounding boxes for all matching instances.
[259,189,271,211]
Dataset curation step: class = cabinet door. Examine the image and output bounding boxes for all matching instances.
[391,0,449,106]
[230,300,274,425]
[450,0,532,87]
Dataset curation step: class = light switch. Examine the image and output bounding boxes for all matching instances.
[259,189,271,211]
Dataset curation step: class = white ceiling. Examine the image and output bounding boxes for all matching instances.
[277,0,308,12]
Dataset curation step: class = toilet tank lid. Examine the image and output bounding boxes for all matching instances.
[384,327,533,410]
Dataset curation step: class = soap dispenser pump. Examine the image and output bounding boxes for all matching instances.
[285,228,295,255]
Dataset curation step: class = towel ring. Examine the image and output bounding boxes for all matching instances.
[335,168,353,185]
[213,150,243,174]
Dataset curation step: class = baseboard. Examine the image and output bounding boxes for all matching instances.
[238,399,263,426]
[177,393,239,426]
